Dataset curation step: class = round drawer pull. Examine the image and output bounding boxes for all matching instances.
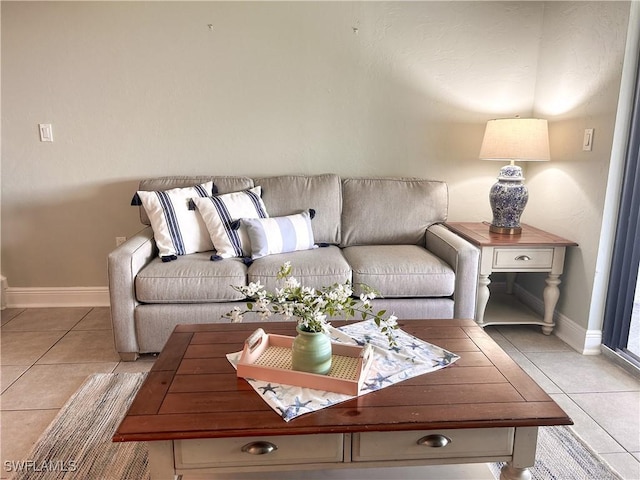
[515,255,532,261]
[417,434,452,448]
[241,441,278,455]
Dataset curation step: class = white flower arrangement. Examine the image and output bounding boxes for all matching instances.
[225,262,398,346]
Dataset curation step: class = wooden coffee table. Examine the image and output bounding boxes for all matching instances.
[113,320,572,479]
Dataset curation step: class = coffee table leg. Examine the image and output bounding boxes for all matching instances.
[148,440,180,480]
[500,426,537,480]
[500,463,532,480]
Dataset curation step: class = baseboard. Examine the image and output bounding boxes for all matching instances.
[512,284,602,355]
[5,287,110,308]
[1,276,7,309]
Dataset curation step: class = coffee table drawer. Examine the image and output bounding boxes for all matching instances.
[174,433,344,469]
[493,248,554,269]
[352,428,513,461]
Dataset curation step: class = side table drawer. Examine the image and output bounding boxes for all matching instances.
[493,248,554,270]
[174,433,344,469]
[352,428,513,462]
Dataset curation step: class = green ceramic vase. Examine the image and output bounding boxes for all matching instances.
[291,326,332,375]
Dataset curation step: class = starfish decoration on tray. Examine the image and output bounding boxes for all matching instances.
[258,383,279,395]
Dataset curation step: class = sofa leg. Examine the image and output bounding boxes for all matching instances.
[118,352,139,362]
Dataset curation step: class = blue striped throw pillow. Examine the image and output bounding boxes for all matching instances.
[242,210,316,259]
[192,187,269,259]
[136,182,214,260]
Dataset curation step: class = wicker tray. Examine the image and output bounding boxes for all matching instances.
[236,328,374,395]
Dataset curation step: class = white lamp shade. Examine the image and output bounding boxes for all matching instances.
[479,118,550,162]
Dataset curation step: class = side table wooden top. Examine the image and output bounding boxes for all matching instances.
[445,222,578,248]
[113,320,571,443]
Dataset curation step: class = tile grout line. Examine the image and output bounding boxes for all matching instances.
[1,308,116,395]
[492,326,637,461]
[519,346,638,461]
[549,392,629,456]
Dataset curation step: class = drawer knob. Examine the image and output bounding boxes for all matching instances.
[515,255,532,261]
[241,441,278,455]
[417,434,451,448]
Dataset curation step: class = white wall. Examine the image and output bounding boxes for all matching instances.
[0,2,632,333]
[526,1,631,332]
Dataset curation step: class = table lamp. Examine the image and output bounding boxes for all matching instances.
[479,118,550,234]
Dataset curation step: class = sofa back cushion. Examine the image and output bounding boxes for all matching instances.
[340,177,448,246]
[137,176,254,225]
[254,174,341,244]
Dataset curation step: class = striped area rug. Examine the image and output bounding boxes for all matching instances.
[488,426,624,480]
[8,373,149,480]
[9,373,623,480]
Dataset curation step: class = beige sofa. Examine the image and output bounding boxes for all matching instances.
[108,174,479,360]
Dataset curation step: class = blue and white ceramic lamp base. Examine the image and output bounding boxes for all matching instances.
[489,164,528,235]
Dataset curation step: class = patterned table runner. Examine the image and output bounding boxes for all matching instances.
[226,319,459,422]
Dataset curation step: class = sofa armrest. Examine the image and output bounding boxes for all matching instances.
[108,226,157,360]
[425,224,479,319]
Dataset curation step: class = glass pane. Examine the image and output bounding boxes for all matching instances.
[627,272,640,358]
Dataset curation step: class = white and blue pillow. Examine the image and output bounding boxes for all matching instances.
[242,210,316,259]
[192,187,269,259]
[136,182,214,260]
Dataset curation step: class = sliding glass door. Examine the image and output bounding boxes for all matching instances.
[628,275,640,358]
[603,44,640,365]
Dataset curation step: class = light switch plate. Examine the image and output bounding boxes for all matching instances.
[39,124,53,142]
[583,128,593,151]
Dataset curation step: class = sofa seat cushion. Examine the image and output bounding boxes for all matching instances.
[248,245,351,291]
[342,245,455,298]
[136,253,248,303]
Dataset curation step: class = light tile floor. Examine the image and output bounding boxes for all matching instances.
[1,302,639,479]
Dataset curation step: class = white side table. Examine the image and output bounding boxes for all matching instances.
[445,222,578,335]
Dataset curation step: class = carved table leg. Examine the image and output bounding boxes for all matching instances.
[542,274,561,335]
[477,274,491,326]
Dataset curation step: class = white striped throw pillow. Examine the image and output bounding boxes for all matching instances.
[136,182,214,260]
[192,187,269,259]
[242,210,316,259]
